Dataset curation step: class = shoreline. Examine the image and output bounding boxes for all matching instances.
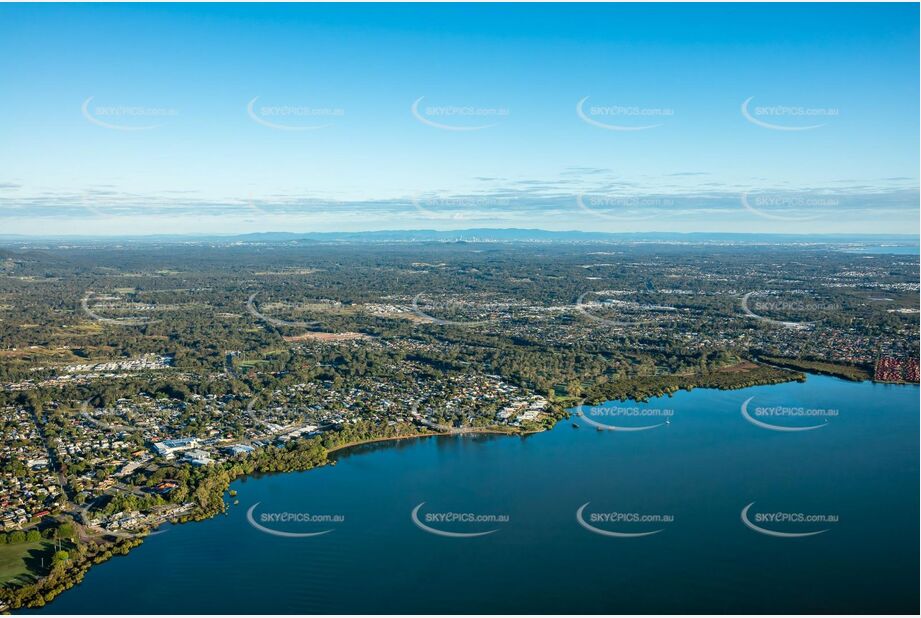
[0,425,549,611]
[325,427,541,456]
[10,364,903,612]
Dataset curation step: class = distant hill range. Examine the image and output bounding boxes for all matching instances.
[229,229,920,245]
[0,228,918,247]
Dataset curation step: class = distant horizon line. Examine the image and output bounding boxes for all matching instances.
[0,228,918,242]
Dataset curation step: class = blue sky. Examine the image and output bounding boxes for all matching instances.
[0,3,917,236]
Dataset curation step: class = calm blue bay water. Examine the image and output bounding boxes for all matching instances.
[837,244,920,255]
[33,375,919,614]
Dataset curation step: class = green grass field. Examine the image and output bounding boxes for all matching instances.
[0,540,53,588]
[759,356,872,382]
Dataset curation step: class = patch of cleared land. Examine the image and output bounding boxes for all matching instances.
[254,268,320,276]
[0,541,53,588]
[283,332,371,342]
[758,356,871,381]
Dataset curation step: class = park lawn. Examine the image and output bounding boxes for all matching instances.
[238,359,269,368]
[0,541,53,587]
[759,355,871,382]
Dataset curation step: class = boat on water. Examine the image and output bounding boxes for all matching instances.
[572,423,580,429]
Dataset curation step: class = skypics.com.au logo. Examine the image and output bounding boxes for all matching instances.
[741,397,838,432]
[740,97,838,131]
[411,195,515,221]
[410,293,497,327]
[411,97,509,131]
[247,96,344,131]
[740,193,836,222]
[576,503,674,538]
[741,502,838,538]
[575,290,679,328]
[411,502,509,538]
[576,96,674,131]
[246,503,345,538]
[81,97,178,131]
[575,194,673,222]
[740,291,839,329]
[575,405,673,432]
[246,291,320,329]
[81,291,160,326]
